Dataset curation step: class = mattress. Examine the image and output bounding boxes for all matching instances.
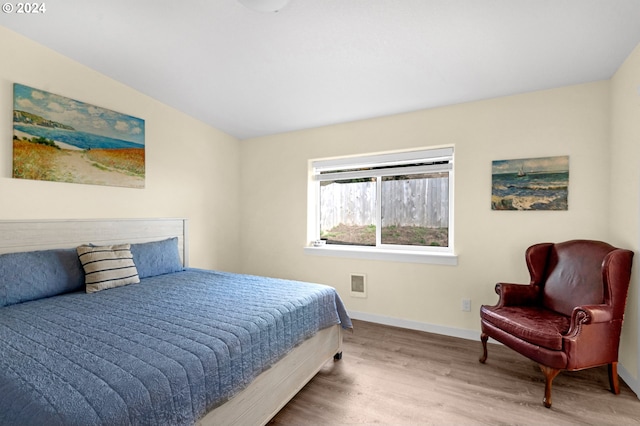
[0,268,351,425]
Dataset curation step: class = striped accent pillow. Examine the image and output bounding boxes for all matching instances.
[77,244,140,293]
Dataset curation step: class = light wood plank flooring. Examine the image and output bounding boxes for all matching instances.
[269,319,640,425]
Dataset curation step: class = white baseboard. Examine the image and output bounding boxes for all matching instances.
[618,364,640,399]
[348,310,481,342]
[348,310,640,400]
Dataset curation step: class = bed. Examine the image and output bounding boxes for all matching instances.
[0,218,351,426]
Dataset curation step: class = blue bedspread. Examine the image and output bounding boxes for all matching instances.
[0,269,351,425]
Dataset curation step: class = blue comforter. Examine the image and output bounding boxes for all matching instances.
[0,269,351,425]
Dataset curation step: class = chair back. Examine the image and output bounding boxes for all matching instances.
[542,240,615,316]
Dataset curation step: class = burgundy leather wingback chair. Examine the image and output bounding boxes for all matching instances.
[479,240,634,408]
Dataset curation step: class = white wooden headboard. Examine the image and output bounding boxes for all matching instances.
[0,218,189,266]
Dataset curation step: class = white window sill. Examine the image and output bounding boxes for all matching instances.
[303,245,458,265]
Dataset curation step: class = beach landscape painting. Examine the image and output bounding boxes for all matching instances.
[13,83,145,188]
[491,156,569,210]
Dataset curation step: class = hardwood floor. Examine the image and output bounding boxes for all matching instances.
[269,319,640,425]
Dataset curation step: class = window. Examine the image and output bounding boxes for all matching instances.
[307,147,455,264]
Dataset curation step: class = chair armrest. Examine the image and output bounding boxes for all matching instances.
[495,282,539,307]
[565,305,613,337]
[572,305,613,324]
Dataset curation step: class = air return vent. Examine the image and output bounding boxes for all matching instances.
[350,274,367,298]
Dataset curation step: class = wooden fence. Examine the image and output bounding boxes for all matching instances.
[320,178,449,230]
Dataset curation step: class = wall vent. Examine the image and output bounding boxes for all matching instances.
[350,274,367,298]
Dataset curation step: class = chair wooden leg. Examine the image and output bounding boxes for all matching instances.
[539,365,561,408]
[609,362,620,394]
[479,333,488,363]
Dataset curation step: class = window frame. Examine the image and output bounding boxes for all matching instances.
[305,147,457,265]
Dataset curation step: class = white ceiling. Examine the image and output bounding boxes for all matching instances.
[2,0,640,140]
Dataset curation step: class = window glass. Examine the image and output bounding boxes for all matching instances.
[320,178,376,246]
[381,173,448,247]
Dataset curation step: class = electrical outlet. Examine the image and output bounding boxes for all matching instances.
[461,298,472,312]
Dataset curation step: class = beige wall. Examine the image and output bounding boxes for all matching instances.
[240,81,611,333]
[610,42,640,387]
[0,26,241,271]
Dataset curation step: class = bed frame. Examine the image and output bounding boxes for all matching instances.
[0,218,343,426]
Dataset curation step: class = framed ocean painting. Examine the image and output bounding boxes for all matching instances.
[12,83,145,188]
[491,156,569,210]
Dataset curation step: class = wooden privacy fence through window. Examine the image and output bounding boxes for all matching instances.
[320,178,449,231]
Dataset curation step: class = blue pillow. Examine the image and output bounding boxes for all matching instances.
[0,248,85,307]
[130,237,183,279]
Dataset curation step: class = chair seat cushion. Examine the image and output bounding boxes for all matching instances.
[480,305,570,350]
